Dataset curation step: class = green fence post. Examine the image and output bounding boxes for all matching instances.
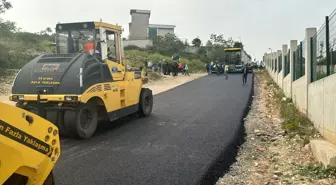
[300,42,303,77]
[293,51,296,80]
[288,49,291,75]
[326,16,330,76]
[310,37,314,82]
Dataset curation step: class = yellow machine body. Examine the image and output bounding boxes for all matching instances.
[0,102,60,185]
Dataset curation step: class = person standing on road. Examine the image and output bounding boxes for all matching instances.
[242,64,248,84]
[215,61,221,76]
[172,61,178,76]
[224,64,229,80]
[208,63,211,74]
[184,63,190,76]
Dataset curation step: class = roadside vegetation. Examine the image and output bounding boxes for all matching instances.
[217,70,336,185]
[0,0,247,77]
[261,70,336,183]
[263,70,316,140]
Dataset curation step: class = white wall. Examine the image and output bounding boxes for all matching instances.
[183,46,199,54]
[283,74,291,98]
[272,71,278,84]
[308,73,336,145]
[278,70,283,88]
[292,76,307,113]
[123,40,153,48]
[157,28,174,37]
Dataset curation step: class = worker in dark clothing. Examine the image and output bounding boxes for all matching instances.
[172,61,178,76]
[205,63,209,74]
[242,64,248,84]
[163,62,168,75]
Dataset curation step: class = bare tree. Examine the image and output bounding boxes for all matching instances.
[0,0,12,14]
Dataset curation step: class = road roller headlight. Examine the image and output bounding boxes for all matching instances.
[64,96,78,101]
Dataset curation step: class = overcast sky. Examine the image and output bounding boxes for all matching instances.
[2,0,336,61]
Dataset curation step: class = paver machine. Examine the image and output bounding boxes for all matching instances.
[0,101,60,185]
[9,21,154,139]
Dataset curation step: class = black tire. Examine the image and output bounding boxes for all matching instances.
[64,104,98,139]
[43,171,55,185]
[138,88,153,117]
[46,111,71,137]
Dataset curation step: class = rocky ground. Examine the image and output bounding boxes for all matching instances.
[216,71,336,185]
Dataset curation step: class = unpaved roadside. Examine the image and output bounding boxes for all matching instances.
[216,71,336,185]
[0,73,207,106]
[144,73,206,95]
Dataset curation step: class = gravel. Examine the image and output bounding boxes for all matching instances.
[216,71,336,185]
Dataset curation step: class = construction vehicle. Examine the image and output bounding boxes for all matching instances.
[0,101,60,185]
[9,21,154,139]
[224,47,253,73]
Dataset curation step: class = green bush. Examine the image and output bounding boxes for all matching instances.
[0,67,5,77]
[185,59,206,73]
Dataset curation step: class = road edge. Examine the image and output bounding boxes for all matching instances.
[151,74,208,96]
[198,73,255,185]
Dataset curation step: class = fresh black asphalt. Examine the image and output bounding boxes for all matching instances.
[54,73,253,185]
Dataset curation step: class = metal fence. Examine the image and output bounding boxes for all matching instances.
[329,9,336,74]
[294,41,305,81]
[311,8,336,82]
[284,49,290,76]
[279,54,282,72]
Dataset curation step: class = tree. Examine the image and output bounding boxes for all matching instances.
[0,0,11,14]
[0,19,17,32]
[45,27,52,34]
[233,41,243,49]
[184,39,189,46]
[192,37,202,47]
[209,34,227,47]
[206,40,213,47]
[149,33,185,56]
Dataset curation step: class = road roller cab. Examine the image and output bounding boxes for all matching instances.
[9,21,153,139]
[0,102,60,185]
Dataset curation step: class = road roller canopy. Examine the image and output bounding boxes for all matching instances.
[55,21,123,61]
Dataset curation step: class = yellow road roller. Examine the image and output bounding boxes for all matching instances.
[9,21,153,139]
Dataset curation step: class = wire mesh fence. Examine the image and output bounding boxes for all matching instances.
[329,10,336,75]
[284,49,290,76]
[312,26,327,81]
[294,42,304,81]
[302,41,306,77]
[311,8,336,82]
[279,54,282,72]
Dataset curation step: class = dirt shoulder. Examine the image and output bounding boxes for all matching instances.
[0,73,207,106]
[144,73,206,95]
[216,71,336,185]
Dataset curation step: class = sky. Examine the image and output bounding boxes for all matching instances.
[1,0,336,61]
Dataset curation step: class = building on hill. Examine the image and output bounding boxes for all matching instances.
[124,9,176,48]
[128,9,151,40]
[148,24,175,39]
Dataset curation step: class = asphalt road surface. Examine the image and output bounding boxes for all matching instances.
[54,73,253,185]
